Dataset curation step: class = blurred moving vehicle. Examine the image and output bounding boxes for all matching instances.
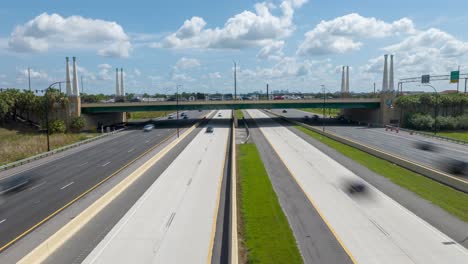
[0,175,32,195]
[444,158,467,175]
[183,115,188,119]
[143,124,154,132]
[168,114,174,119]
[282,109,287,113]
[414,140,437,152]
[206,126,214,133]
[345,180,367,195]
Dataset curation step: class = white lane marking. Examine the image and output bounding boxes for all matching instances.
[78,162,89,167]
[29,181,47,191]
[60,182,74,190]
[102,162,111,167]
[127,148,135,153]
[145,140,150,143]
[0,219,6,224]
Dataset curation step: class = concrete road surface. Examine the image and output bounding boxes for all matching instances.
[247,109,468,264]
[83,110,231,264]
[271,108,468,177]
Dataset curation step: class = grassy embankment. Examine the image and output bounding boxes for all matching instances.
[235,109,244,119]
[237,143,302,263]
[435,131,468,141]
[300,108,341,117]
[128,111,168,120]
[295,125,468,222]
[0,127,97,166]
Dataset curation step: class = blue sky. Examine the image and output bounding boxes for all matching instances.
[1,0,468,95]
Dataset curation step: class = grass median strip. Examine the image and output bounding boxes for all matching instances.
[237,143,302,264]
[235,109,244,119]
[295,125,468,222]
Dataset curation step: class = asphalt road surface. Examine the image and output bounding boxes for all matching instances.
[82,110,231,263]
[0,110,209,252]
[271,108,468,177]
[248,109,468,264]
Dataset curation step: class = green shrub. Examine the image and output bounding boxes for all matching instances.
[408,113,434,130]
[49,119,66,134]
[457,115,468,129]
[436,116,458,130]
[70,116,86,132]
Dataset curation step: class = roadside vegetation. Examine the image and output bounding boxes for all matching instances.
[295,125,468,222]
[128,111,168,120]
[0,125,97,166]
[300,108,341,117]
[435,131,468,141]
[237,143,302,264]
[235,109,244,119]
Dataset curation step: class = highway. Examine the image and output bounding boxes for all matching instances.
[271,108,468,177]
[247,109,468,264]
[0,110,209,252]
[82,110,231,263]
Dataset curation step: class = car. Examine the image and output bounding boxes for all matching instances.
[414,140,437,152]
[206,126,214,133]
[181,112,186,116]
[444,158,467,175]
[304,115,309,119]
[0,175,32,195]
[346,181,367,195]
[183,115,188,119]
[218,113,222,117]
[282,109,287,113]
[143,124,154,132]
[198,109,202,112]
[167,115,174,119]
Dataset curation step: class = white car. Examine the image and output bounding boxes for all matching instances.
[143,124,154,132]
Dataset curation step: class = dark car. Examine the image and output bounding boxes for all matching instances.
[414,140,437,152]
[282,109,287,113]
[183,115,188,119]
[206,126,214,133]
[444,158,467,175]
[346,181,367,194]
[0,175,32,195]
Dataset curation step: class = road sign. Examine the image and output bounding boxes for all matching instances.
[450,71,459,83]
[421,75,430,84]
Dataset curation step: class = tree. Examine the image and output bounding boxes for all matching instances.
[70,116,86,132]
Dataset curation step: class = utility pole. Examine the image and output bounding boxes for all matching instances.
[457,65,460,92]
[28,67,31,91]
[266,84,269,100]
[81,75,84,94]
[373,82,376,94]
[233,61,237,101]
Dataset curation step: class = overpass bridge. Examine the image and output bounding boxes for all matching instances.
[81,98,381,114]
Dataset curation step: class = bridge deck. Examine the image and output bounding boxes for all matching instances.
[81,99,381,113]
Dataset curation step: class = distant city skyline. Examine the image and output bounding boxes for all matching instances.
[1,0,467,95]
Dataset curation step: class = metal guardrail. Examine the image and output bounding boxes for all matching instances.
[0,129,124,172]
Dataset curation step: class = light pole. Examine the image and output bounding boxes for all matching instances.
[321,85,326,132]
[418,84,439,135]
[233,61,237,101]
[36,81,66,152]
[176,84,182,138]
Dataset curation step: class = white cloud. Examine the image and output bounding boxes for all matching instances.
[171,73,194,82]
[134,69,141,77]
[362,28,468,84]
[97,64,113,81]
[175,57,201,70]
[156,1,305,50]
[208,72,222,79]
[297,13,415,55]
[8,13,132,57]
[257,40,284,60]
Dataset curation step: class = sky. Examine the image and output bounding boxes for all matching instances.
[1,0,468,95]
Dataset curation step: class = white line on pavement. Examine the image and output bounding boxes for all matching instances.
[127,148,135,153]
[29,181,47,191]
[102,162,111,167]
[0,219,6,224]
[60,182,74,190]
[78,162,89,167]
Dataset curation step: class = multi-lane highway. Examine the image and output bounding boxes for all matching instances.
[82,110,231,263]
[0,110,209,252]
[247,109,468,264]
[271,108,468,176]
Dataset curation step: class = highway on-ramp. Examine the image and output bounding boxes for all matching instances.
[0,110,209,252]
[82,110,231,264]
[247,109,468,264]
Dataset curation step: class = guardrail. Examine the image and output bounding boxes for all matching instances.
[241,116,250,144]
[0,129,124,172]
[265,110,468,193]
[230,117,239,264]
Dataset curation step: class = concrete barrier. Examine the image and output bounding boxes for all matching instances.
[230,120,239,264]
[18,113,213,264]
[265,110,468,193]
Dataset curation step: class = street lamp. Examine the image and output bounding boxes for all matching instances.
[36,81,66,152]
[176,84,182,138]
[418,84,439,135]
[233,61,237,101]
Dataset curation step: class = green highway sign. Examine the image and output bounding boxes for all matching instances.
[421,75,430,84]
[450,71,459,83]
